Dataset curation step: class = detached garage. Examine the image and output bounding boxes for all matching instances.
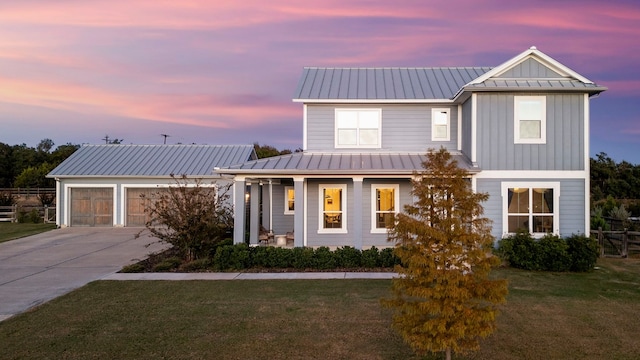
[47,144,256,228]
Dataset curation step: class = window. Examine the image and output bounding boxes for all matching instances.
[503,182,559,235]
[431,108,450,141]
[284,186,294,215]
[319,184,347,232]
[335,109,381,148]
[371,184,399,233]
[514,96,546,144]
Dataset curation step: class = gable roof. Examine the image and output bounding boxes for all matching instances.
[48,144,256,178]
[293,47,606,103]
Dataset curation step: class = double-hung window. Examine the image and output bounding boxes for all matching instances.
[431,108,450,141]
[284,186,294,215]
[514,96,546,144]
[319,184,347,233]
[371,184,399,233]
[335,109,381,148]
[502,182,559,235]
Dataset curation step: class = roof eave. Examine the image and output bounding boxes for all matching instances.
[292,98,454,104]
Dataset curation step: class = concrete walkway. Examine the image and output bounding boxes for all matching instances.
[0,227,167,322]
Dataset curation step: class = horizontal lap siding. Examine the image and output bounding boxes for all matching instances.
[270,185,295,235]
[306,179,354,248]
[362,179,412,248]
[306,104,457,152]
[476,93,584,171]
[461,98,472,160]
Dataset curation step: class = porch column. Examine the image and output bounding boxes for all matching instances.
[233,176,246,244]
[293,176,305,247]
[261,181,272,232]
[249,181,260,244]
[353,177,363,250]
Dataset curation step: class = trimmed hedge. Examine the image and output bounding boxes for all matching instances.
[209,245,398,271]
[497,231,598,272]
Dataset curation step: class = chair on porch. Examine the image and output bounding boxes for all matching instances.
[259,226,274,245]
[285,231,294,246]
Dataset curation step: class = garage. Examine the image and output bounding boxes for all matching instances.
[126,188,166,227]
[70,188,113,227]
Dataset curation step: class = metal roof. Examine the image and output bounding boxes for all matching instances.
[465,79,607,93]
[293,67,492,101]
[218,152,477,176]
[48,144,256,177]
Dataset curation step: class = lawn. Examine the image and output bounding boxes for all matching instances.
[1,258,640,360]
[0,223,56,243]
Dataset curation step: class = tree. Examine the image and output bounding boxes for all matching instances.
[383,148,508,360]
[14,163,55,188]
[142,175,234,261]
[253,142,292,159]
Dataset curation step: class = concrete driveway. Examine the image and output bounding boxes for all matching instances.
[0,227,167,321]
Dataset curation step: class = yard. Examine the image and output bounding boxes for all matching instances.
[0,223,56,243]
[0,258,639,359]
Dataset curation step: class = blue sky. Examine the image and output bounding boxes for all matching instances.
[0,0,638,163]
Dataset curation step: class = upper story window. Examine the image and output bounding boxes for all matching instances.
[514,96,546,144]
[284,186,294,215]
[335,109,381,148]
[431,108,450,141]
[502,182,559,236]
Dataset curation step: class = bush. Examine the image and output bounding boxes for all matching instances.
[380,248,400,268]
[180,258,212,272]
[291,247,315,269]
[153,257,183,272]
[120,263,145,273]
[362,247,381,268]
[538,234,571,272]
[213,244,250,270]
[314,247,337,270]
[335,246,361,268]
[566,234,599,272]
[497,232,599,272]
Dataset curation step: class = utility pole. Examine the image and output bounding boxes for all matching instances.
[102,135,110,144]
[161,134,170,144]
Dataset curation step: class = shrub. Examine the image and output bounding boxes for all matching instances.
[361,247,381,268]
[538,234,571,272]
[120,263,145,273]
[335,246,362,268]
[179,258,212,272]
[380,247,399,268]
[314,247,337,270]
[213,244,250,270]
[291,247,315,269]
[153,257,183,272]
[566,234,599,272]
[266,247,292,268]
[497,231,541,270]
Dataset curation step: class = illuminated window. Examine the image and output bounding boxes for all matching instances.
[371,184,399,233]
[284,186,294,215]
[319,184,347,232]
[335,109,381,148]
[514,96,546,144]
[503,182,559,235]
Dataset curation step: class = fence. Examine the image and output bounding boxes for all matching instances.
[591,227,640,258]
[0,205,56,223]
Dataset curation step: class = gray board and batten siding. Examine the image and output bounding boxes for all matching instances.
[477,178,586,240]
[475,93,585,171]
[305,104,458,152]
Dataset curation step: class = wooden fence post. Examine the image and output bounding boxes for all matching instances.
[598,227,604,257]
[622,229,628,258]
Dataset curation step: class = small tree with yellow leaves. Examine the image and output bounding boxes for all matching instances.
[383,148,508,360]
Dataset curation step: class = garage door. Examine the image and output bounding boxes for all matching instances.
[70,188,113,227]
[126,188,166,227]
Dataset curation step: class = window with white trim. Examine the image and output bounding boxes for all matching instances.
[371,184,399,233]
[335,109,381,148]
[284,186,294,215]
[319,184,347,232]
[514,96,546,144]
[431,108,450,141]
[502,182,559,235]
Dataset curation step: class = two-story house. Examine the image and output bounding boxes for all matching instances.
[219,46,606,248]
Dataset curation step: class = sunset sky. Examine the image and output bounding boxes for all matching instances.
[1,0,639,162]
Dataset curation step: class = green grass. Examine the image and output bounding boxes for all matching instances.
[0,223,56,243]
[1,259,640,359]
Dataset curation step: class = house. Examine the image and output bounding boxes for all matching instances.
[47,144,256,227]
[217,46,606,248]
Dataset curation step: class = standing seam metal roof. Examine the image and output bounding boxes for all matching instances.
[47,144,256,177]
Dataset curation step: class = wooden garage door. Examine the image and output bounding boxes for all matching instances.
[126,188,166,227]
[70,188,113,227]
